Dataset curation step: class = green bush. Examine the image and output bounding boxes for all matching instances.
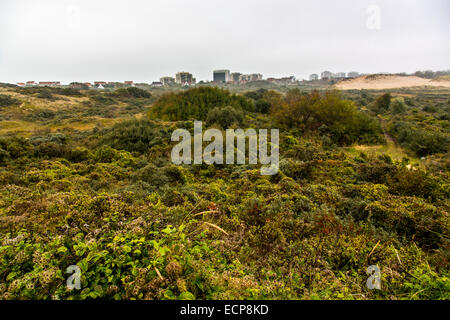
[269,90,383,145]
[390,97,407,114]
[66,147,93,162]
[36,90,54,100]
[148,87,254,121]
[205,106,244,129]
[0,94,19,108]
[113,87,151,99]
[387,167,447,201]
[99,119,170,154]
[388,121,448,156]
[0,137,33,159]
[371,93,391,114]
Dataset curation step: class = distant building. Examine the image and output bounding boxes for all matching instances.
[94,81,107,86]
[70,82,84,89]
[332,72,346,79]
[38,81,60,87]
[26,81,36,86]
[230,72,242,83]
[239,74,250,82]
[124,81,134,86]
[321,71,332,79]
[108,82,125,88]
[267,76,296,85]
[239,73,263,83]
[17,82,25,87]
[175,72,195,85]
[84,82,92,88]
[347,71,359,78]
[250,73,263,81]
[151,81,163,87]
[213,69,231,83]
[160,77,175,86]
[309,74,319,81]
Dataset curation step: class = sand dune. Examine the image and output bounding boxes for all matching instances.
[335,74,450,90]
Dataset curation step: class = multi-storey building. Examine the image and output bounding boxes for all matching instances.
[230,72,242,83]
[213,69,231,83]
[333,72,346,79]
[160,77,175,86]
[267,76,296,85]
[321,71,333,79]
[175,72,195,85]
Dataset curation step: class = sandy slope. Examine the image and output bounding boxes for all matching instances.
[335,74,450,90]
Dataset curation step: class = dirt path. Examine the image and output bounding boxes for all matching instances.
[383,131,398,147]
[352,118,412,162]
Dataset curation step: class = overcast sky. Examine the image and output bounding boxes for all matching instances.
[0,0,449,83]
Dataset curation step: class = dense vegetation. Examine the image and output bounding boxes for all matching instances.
[0,84,448,300]
[0,94,20,108]
[148,87,254,121]
[265,89,384,145]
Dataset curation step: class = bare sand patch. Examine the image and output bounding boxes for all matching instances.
[335,74,450,90]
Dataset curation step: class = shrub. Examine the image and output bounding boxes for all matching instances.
[0,137,33,159]
[371,93,391,114]
[25,109,56,122]
[205,106,244,129]
[356,160,396,184]
[279,159,314,180]
[132,164,169,187]
[387,167,447,201]
[36,90,54,100]
[0,94,19,108]
[34,142,67,158]
[113,87,151,99]
[89,94,117,105]
[99,119,170,154]
[390,97,407,114]
[254,99,271,113]
[66,147,93,162]
[366,198,445,249]
[388,121,448,156]
[148,87,253,121]
[0,147,10,164]
[57,87,83,96]
[244,89,270,113]
[269,90,383,145]
[30,133,67,145]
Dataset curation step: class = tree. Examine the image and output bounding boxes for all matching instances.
[268,89,383,145]
[390,97,407,114]
[372,93,391,114]
[205,106,244,129]
[148,87,253,121]
[255,99,271,113]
